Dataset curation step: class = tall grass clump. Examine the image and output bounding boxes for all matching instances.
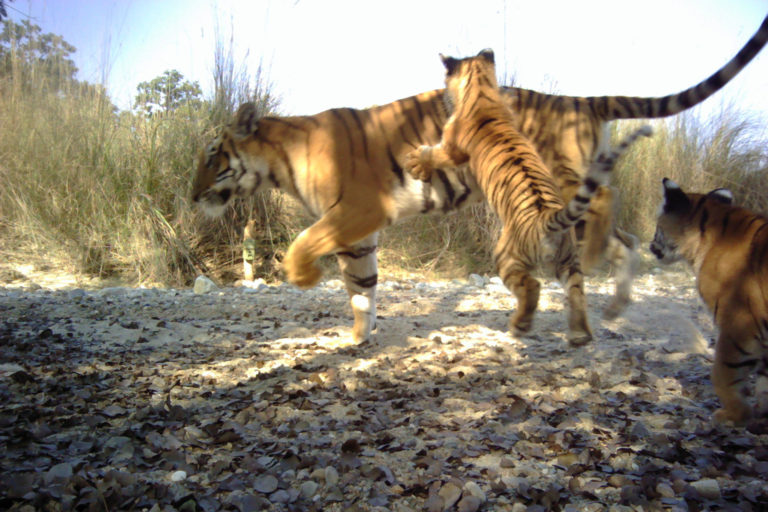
[612,105,768,241]
[0,19,282,285]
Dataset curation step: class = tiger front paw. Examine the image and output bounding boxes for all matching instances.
[283,245,322,289]
[284,261,322,289]
[404,146,434,181]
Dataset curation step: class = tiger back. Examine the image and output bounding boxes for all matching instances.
[405,49,650,345]
[651,178,768,424]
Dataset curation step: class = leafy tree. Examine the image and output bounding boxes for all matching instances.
[0,19,78,91]
[134,69,202,115]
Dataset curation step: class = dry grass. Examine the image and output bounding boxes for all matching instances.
[612,108,768,241]
[2,40,767,287]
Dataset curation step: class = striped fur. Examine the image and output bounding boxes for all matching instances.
[500,13,768,318]
[191,15,766,343]
[405,49,650,345]
[651,178,768,424]
[192,93,484,343]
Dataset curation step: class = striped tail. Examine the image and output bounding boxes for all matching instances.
[602,14,768,119]
[546,125,653,233]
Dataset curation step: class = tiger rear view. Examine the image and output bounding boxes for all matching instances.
[406,49,651,345]
[651,178,768,424]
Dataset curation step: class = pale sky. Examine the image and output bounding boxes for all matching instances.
[7,0,768,122]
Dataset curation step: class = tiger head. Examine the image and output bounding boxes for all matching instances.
[191,102,270,217]
[440,48,498,112]
[650,178,733,263]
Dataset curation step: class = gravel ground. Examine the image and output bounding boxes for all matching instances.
[1,265,767,511]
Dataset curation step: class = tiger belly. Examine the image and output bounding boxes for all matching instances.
[388,167,483,222]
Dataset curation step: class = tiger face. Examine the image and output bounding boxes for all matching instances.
[191,103,270,217]
[650,178,733,265]
[440,48,497,112]
[649,178,768,425]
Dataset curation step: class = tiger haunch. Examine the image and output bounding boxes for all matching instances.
[651,178,768,425]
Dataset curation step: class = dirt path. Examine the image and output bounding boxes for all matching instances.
[1,267,766,511]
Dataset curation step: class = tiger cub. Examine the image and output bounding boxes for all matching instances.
[405,49,651,345]
[651,178,768,424]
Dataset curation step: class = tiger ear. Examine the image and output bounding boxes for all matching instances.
[661,178,691,214]
[440,54,460,76]
[234,102,259,139]
[478,48,495,64]
[707,188,733,205]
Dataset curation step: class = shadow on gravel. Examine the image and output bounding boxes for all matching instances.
[1,273,767,510]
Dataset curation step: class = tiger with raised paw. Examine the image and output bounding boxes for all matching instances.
[405,49,651,345]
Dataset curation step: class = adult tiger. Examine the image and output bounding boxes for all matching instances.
[500,13,768,318]
[650,179,768,425]
[405,49,651,345]
[192,13,767,343]
[192,94,483,343]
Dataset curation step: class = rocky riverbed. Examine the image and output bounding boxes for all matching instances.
[1,266,767,511]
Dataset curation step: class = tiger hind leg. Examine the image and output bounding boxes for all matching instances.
[554,241,593,346]
[335,233,379,343]
[496,255,540,337]
[711,331,760,425]
[602,228,638,320]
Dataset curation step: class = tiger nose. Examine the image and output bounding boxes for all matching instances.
[649,242,662,259]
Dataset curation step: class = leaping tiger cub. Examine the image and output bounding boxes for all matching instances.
[651,179,768,424]
[405,49,651,345]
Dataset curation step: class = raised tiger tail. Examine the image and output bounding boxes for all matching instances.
[547,125,653,233]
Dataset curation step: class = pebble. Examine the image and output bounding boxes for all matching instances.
[299,480,319,498]
[690,478,720,500]
[463,481,486,502]
[193,275,218,294]
[656,482,675,498]
[324,466,339,486]
[268,489,290,504]
[468,273,487,288]
[170,470,187,482]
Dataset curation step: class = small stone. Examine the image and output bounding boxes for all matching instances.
[438,482,462,509]
[690,478,720,500]
[193,275,218,294]
[656,482,675,498]
[500,456,516,468]
[463,481,486,502]
[324,466,339,486]
[457,495,482,512]
[268,489,290,504]
[468,274,486,288]
[299,480,319,499]
[44,463,73,484]
[254,474,279,494]
[170,470,187,482]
